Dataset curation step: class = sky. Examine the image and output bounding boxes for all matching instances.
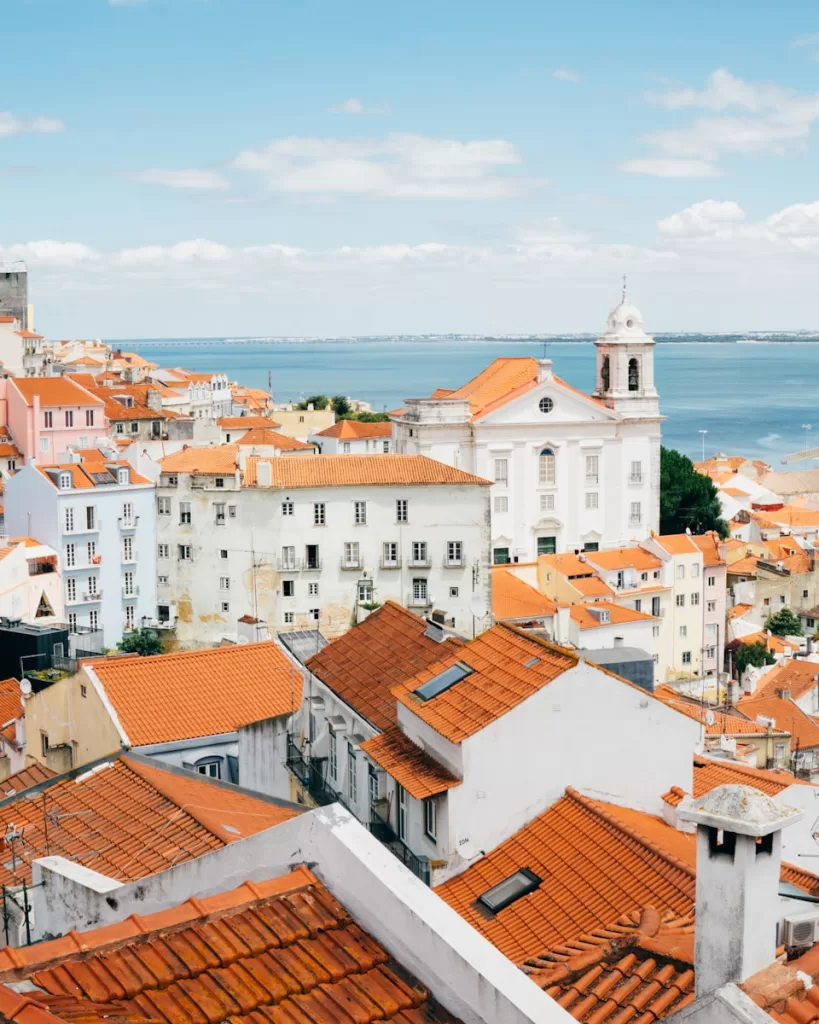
[6,0,819,338]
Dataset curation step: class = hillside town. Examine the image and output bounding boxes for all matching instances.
[5,273,819,1024]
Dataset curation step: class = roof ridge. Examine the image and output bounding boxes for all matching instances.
[565,788,696,880]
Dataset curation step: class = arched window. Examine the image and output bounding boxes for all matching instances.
[628,357,640,392]
[539,447,555,485]
[601,356,610,392]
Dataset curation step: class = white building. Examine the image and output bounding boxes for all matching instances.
[152,368,232,421]
[153,448,492,646]
[5,457,158,648]
[393,289,662,562]
[309,419,394,454]
[0,537,64,626]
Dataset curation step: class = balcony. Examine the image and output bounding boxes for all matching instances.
[444,555,465,568]
[408,555,431,569]
[122,586,140,598]
[340,557,363,571]
[368,810,430,886]
[276,557,323,573]
[407,592,432,608]
[285,737,341,808]
[629,473,643,485]
[82,590,103,602]
[118,517,139,531]
[380,557,402,570]
[63,520,102,536]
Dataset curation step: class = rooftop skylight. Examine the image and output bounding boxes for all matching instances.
[478,867,542,913]
[415,662,474,701]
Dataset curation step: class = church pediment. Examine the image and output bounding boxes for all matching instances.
[476,376,620,427]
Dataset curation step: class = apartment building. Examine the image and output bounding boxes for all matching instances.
[154,447,492,646]
[0,536,64,625]
[5,456,157,648]
[7,377,107,464]
[309,419,393,453]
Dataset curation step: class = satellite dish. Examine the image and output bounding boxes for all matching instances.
[19,679,32,696]
[470,593,488,619]
[705,709,715,726]
[457,833,477,860]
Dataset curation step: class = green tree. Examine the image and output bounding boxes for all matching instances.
[734,640,774,685]
[118,628,163,656]
[297,394,329,410]
[764,607,803,637]
[660,447,729,538]
[353,411,390,423]
[331,395,351,417]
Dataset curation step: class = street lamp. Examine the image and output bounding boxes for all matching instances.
[803,423,812,450]
[698,429,708,462]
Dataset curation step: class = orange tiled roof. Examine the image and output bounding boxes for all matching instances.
[752,660,819,702]
[766,505,819,529]
[742,942,819,1024]
[159,443,240,475]
[0,866,462,1024]
[36,460,151,489]
[0,755,298,887]
[729,603,754,620]
[570,575,615,597]
[64,372,98,389]
[740,630,794,655]
[654,688,778,736]
[0,678,21,727]
[492,569,557,620]
[539,551,597,576]
[654,534,699,555]
[0,762,55,796]
[314,419,393,439]
[236,427,316,450]
[434,357,541,417]
[361,725,462,799]
[89,641,303,745]
[244,453,490,488]
[392,623,577,744]
[305,601,457,731]
[0,442,20,457]
[690,753,805,798]
[570,601,656,630]
[737,694,819,749]
[218,415,282,429]
[521,907,696,1023]
[727,554,759,576]
[11,377,103,407]
[587,547,664,572]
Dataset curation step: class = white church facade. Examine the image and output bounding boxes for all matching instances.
[392,289,663,562]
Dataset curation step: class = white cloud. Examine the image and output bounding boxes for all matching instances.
[124,169,230,190]
[620,158,722,179]
[327,98,391,115]
[657,199,819,251]
[657,200,746,238]
[553,69,580,82]
[509,219,676,264]
[0,241,99,265]
[792,34,819,47]
[232,132,528,199]
[0,113,65,137]
[117,239,232,265]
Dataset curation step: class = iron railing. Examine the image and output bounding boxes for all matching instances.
[285,738,339,807]
[368,813,430,885]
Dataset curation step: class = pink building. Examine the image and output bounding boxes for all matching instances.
[8,378,107,464]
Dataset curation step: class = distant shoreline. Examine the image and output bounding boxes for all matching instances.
[113,334,819,347]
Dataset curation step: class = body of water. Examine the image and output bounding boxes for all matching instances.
[115,335,819,464]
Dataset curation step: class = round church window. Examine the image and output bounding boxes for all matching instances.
[539,397,554,414]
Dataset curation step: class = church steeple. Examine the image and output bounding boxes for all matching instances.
[593,284,660,419]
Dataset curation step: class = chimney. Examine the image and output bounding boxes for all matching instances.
[236,615,269,644]
[613,635,624,648]
[776,687,791,700]
[677,784,803,997]
[537,358,553,383]
[555,602,570,644]
[256,460,272,487]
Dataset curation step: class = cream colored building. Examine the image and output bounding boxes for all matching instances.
[270,404,335,442]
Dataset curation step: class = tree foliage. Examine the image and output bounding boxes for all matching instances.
[118,628,163,656]
[764,607,803,637]
[297,394,330,410]
[331,395,351,417]
[734,640,774,680]
[660,447,729,538]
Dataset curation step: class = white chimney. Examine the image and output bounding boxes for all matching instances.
[613,635,624,648]
[256,460,272,487]
[537,358,553,383]
[555,603,570,644]
[677,784,803,997]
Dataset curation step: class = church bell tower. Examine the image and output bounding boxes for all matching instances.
[593,280,660,420]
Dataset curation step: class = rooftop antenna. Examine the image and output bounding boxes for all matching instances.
[622,274,627,301]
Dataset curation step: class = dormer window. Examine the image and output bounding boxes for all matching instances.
[599,609,610,623]
[117,468,129,485]
[59,472,72,490]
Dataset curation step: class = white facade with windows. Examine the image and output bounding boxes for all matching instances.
[154,452,492,647]
[393,290,662,561]
[5,460,157,648]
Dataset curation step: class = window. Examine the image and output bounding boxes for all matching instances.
[196,759,221,779]
[676,564,685,580]
[284,611,294,624]
[87,573,98,596]
[44,410,53,429]
[539,448,556,485]
[447,541,463,565]
[538,396,554,414]
[634,599,642,612]
[368,763,379,810]
[804,589,810,600]
[585,455,599,484]
[313,502,326,525]
[601,355,610,391]
[39,437,49,453]
[347,748,357,801]
[358,580,373,603]
[158,497,171,516]
[130,421,139,434]
[178,544,192,560]
[158,575,168,585]
[808,617,816,629]
[65,410,74,427]
[691,592,700,606]
[628,357,640,392]
[630,460,642,483]
[66,577,76,602]
[308,581,319,596]
[424,799,437,841]
[398,784,407,841]
[537,536,557,556]
[676,594,685,607]
[281,546,296,569]
[78,436,89,449]
[654,570,660,579]
[396,499,408,523]
[343,541,360,567]
[412,541,428,564]
[219,576,230,591]
[706,646,716,659]
[115,423,124,435]
[68,612,77,632]
[85,506,96,530]
[283,580,295,597]
[65,543,76,568]
[494,496,508,513]
[121,502,133,524]
[478,868,542,914]
[86,409,94,427]
[41,732,49,757]
[763,597,770,607]
[494,458,508,484]
[691,563,700,578]
[310,607,320,622]
[583,541,599,552]
[215,477,224,488]
[122,571,134,597]
[125,605,135,631]
[329,732,337,780]
[412,578,428,604]
[707,600,716,613]
[158,543,169,558]
[682,651,692,665]
[383,541,398,566]
[585,492,599,510]
[652,624,660,637]
[220,549,228,559]
[629,502,642,524]
[450,586,459,597]
[680,625,688,638]
[281,500,294,516]
[707,575,715,587]
[210,502,225,525]
[781,595,787,605]
[179,502,192,524]
[342,442,351,454]
[89,609,99,631]
[165,474,178,487]
[123,536,133,561]
[540,493,555,512]
[354,501,367,525]
[493,547,510,565]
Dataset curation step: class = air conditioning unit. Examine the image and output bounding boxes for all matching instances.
[782,909,819,949]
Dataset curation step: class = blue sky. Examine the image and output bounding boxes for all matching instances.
[6,0,819,337]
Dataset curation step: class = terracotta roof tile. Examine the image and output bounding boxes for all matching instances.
[361,726,462,799]
[570,601,657,630]
[737,694,819,749]
[0,442,20,458]
[89,641,303,745]
[0,762,55,796]
[158,444,240,475]
[11,378,104,408]
[0,679,21,727]
[305,602,456,731]
[492,569,557,620]
[654,689,778,736]
[436,357,541,417]
[217,415,282,429]
[0,756,298,887]
[36,461,151,489]
[392,623,577,744]
[587,548,664,572]
[244,453,490,488]
[570,576,614,597]
[728,554,759,576]
[752,661,819,702]
[728,603,755,620]
[538,552,595,576]
[314,419,393,439]
[654,534,699,555]
[235,427,316,450]
[690,753,805,797]
[0,867,462,1024]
